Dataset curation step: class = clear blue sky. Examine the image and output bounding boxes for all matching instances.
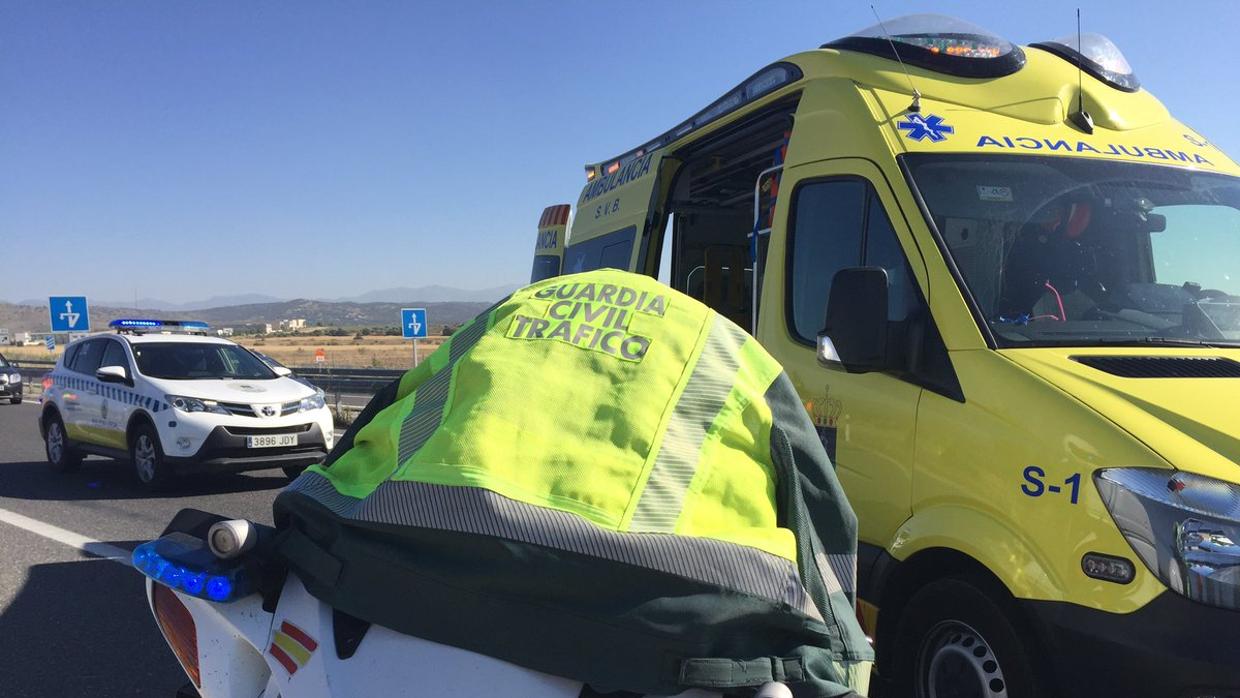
[3,1,1238,304]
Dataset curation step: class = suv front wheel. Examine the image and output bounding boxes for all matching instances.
[130,423,172,489]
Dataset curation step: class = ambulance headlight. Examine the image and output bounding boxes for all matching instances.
[1095,468,1240,610]
[1031,33,1140,92]
[167,394,229,415]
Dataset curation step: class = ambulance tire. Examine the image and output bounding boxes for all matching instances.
[130,422,173,490]
[891,575,1052,698]
[44,412,82,472]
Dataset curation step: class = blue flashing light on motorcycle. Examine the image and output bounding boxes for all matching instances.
[132,532,252,603]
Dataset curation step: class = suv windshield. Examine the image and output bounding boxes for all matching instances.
[0,354,9,368]
[906,154,1240,347]
[132,342,276,380]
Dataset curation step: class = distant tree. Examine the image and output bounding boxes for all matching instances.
[326,327,349,337]
[441,324,457,337]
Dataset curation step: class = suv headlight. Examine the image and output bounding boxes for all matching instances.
[166,395,229,415]
[298,392,326,412]
[1096,468,1240,610]
[11,372,21,384]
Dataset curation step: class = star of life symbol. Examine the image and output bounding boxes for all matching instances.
[897,113,954,142]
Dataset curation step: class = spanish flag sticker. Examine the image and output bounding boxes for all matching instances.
[269,620,318,675]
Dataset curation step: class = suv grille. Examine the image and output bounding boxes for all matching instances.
[223,424,314,436]
[1072,355,1240,378]
[218,400,304,418]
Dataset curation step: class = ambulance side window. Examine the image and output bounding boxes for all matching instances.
[787,180,921,340]
[863,190,922,322]
[787,179,866,342]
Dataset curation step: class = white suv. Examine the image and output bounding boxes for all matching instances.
[39,320,334,488]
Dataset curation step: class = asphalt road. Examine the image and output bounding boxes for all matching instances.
[0,400,292,697]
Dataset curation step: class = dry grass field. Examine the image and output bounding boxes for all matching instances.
[2,334,448,369]
[237,335,447,369]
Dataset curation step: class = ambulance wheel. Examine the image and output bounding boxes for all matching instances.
[44,413,82,472]
[130,423,172,489]
[891,576,1050,698]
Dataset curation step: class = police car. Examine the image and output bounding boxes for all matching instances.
[39,319,334,487]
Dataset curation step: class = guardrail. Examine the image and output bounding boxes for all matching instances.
[8,359,399,406]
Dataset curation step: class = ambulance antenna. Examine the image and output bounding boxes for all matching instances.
[870,5,921,112]
[1068,8,1095,133]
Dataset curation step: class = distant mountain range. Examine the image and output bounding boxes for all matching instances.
[13,283,521,311]
[0,292,518,335]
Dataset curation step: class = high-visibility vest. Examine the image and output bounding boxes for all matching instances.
[275,269,873,696]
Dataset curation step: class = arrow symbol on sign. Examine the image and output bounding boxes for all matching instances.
[59,300,80,328]
[408,319,422,334]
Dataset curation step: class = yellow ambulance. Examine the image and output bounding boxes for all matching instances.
[532,14,1240,698]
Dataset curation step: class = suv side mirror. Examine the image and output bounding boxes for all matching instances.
[272,366,293,377]
[818,267,889,373]
[96,365,129,384]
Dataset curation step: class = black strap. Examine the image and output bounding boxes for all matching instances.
[679,656,805,688]
[578,686,643,698]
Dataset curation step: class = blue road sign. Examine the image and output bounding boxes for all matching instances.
[401,308,428,339]
[49,296,90,333]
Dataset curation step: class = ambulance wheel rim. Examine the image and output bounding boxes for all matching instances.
[134,435,157,482]
[47,422,64,462]
[918,619,1007,698]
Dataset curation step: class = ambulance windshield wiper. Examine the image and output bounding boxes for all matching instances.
[1091,337,1240,348]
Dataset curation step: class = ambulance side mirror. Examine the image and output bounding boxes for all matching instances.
[818,267,889,373]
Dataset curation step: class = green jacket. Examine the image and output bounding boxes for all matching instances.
[275,269,873,696]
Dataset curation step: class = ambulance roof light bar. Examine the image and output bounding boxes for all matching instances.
[1030,32,1140,92]
[110,319,211,335]
[824,14,1025,79]
[584,62,803,182]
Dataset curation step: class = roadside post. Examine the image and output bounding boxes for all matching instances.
[401,308,428,366]
[45,335,55,352]
[314,347,327,364]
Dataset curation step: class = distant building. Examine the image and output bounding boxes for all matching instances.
[217,328,234,337]
[279,318,307,330]
[264,323,274,335]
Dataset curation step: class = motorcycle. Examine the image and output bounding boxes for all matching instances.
[136,508,794,698]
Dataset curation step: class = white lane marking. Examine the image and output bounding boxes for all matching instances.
[0,506,132,566]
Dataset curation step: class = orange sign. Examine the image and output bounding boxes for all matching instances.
[314,348,326,363]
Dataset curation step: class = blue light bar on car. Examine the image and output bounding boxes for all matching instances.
[110,319,211,331]
[132,533,253,603]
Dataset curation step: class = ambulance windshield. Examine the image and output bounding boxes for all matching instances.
[906,154,1240,347]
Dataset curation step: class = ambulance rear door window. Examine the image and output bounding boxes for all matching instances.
[564,226,636,274]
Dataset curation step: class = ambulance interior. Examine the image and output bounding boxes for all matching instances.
[658,98,799,331]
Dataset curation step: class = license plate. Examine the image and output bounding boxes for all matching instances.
[247,434,298,449]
